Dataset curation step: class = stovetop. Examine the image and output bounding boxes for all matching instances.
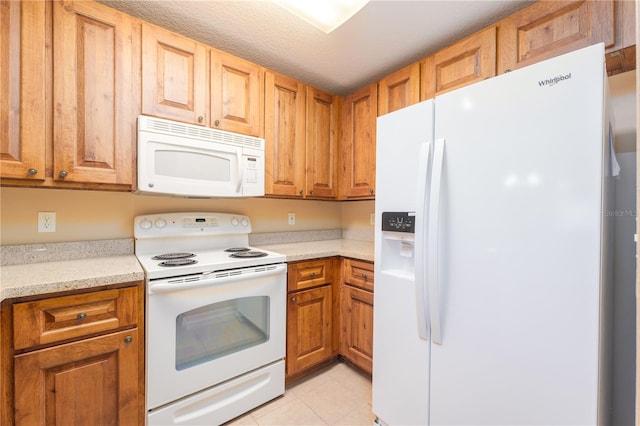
[134,212,286,280]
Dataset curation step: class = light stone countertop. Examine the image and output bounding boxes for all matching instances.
[1,255,144,301]
[258,239,374,263]
[0,235,373,302]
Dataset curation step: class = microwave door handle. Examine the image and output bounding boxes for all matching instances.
[236,149,243,193]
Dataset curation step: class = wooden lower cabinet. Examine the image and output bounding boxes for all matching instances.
[1,282,145,425]
[286,285,334,377]
[286,258,338,379]
[285,257,375,378]
[14,329,140,425]
[340,285,374,374]
[340,259,374,374]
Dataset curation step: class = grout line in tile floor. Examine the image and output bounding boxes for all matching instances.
[225,361,373,426]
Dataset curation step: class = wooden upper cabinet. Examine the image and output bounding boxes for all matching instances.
[0,0,47,181]
[497,0,614,74]
[211,49,264,137]
[264,71,306,197]
[422,26,497,99]
[610,0,635,52]
[142,23,208,126]
[340,83,377,199]
[53,0,138,186]
[306,87,339,199]
[377,62,420,116]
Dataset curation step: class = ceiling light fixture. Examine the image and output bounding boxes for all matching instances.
[274,0,370,34]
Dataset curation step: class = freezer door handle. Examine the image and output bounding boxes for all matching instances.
[414,142,431,340]
[428,138,445,345]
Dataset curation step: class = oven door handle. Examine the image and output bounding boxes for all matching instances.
[148,263,287,294]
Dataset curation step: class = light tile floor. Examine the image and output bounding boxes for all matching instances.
[226,361,373,425]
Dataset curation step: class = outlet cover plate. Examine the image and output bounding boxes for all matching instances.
[38,212,56,232]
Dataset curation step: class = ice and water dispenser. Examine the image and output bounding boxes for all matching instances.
[380,212,416,274]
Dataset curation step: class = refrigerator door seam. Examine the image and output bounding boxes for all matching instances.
[414,141,432,340]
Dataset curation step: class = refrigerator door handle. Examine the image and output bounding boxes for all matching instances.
[428,138,445,345]
[414,142,432,340]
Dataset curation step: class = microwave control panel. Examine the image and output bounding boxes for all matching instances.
[381,212,416,233]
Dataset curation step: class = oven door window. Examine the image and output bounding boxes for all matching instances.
[175,296,270,371]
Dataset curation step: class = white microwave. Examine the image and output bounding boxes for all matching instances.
[137,116,265,198]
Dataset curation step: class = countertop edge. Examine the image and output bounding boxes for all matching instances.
[1,240,373,302]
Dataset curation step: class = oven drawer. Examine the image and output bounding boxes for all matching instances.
[287,258,334,292]
[13,287,138,350]
[343,258,374,292]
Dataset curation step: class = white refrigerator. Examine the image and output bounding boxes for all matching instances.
[372,43,616,425]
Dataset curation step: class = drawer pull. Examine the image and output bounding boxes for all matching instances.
[291,297,296,304]
[124,336,133,344]
[76,312,87,320]
[310,272,316,278]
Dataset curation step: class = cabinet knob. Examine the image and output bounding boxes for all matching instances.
[124,336,133,344]
[361,273,367,281]
[310,272,316,278]
[369,188,374,195]
[291,297,296,304]
[299,189,303,196]
[214,119,220,126]
[76,312,87,320]
[309,190,313,195]
[27,168,38,176]
[197,116,204,123]
[58,170,68,178]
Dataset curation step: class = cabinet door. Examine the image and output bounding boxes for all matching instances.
[286,285,333,376]
[422,26,496,99]
[339,83,376,199]
[211,49,264,137]
[377,62,420,116]
[142,23,208,125]
[341,285,374,374]
[53,0,137,186]
[306,87,339,199]
[264,71,306,197]
[0,0,47,181]
[497,0,614,74]
[14,329,140,425]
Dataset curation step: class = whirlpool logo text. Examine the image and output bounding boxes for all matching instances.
[538,73,572,87]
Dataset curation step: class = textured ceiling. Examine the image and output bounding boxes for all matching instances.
[97,0,535,96]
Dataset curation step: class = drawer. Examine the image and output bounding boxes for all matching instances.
[343,259,374,292]
[13,287,138,350]
[287,258,334,292]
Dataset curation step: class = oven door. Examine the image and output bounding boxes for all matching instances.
[147,263,286,410]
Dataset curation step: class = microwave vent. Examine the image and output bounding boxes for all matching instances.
[139,116,264,150]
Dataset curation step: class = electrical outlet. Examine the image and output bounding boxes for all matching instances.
[288,213,296,225]
[38,212,56,232]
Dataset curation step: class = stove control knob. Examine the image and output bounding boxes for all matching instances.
[241,218,249,227]
[140,219,152,230]
[154,218,167,229]
[231,217,239,226]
